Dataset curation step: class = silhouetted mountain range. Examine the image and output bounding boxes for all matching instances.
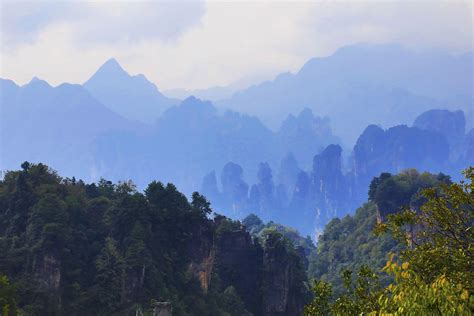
[1,43,472,237]
[201,109,473,235]
[217,43,473,145]
[0,77,142,179]
[90,96,339,193]
[84,58,177,124]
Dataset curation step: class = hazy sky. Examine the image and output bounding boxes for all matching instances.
[1,0,472,90]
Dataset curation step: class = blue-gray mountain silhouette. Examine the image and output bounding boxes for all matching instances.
[84,58,177,124]
[2,44,473,237]
[0,77,142,179]
[218,43,473,145]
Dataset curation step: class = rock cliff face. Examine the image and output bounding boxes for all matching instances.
[187,216,309,316]
[220,162,250,216]
[277,153,301,200]
[354,125,449,178]
[35,254,62,310]
[0,164,309,315]
[413,109,473,168]
[199,109,468,237]
[352,125,387,179]
[262,234,308,316]
[187,221,215,292]
[36,254,61,291]
[277,108,339,167]
[352,124,450,204]
[214,220,263,315]
[311,144,349,220]
[413,109,465,143]
[152,302,173,316]
[201,171,220,206]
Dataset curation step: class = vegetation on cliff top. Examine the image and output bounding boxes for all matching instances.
[304,167,473,315]
[0,162,308,315]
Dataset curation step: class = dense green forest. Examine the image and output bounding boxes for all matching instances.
[0,162,309,315]
[304,168,473,315]
[306,170,453,295]
[0,163,472,315]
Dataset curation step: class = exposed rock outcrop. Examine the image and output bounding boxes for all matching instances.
[262,233,308,316]
[311,144,349,220]
[187,220,215,292]
[214,221,263,315]
[152,302,172,316]
[37,254,61,291]
[220,162,249,216]
[186,216,309,316]
[277,108,339,167]
[413,109,467,162]
[352,124,450,205]
[413,109,465,143]
[277,152,301,200]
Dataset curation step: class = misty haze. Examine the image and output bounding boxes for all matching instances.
[0,1,473,315]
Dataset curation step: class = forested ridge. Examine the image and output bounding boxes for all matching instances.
[0,162,472,315]
[307,170,453,295]
[304,168,473,315]
[3,56,473,237]
[0,162,309,315]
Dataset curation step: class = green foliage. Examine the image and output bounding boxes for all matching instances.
[309,170,453,296]
[242,213,264,235]
[305,168,474,315]
[376,166,474,296]
[369,169,451,219]
[191,192,213,217]
[303,280,332,316]
[377,257,472,315]
[220,286,251,316]
[307,203,397,295]
[0,162,256,315]
[304,265,381,316]
[243,213,315,257]
[214,214,243,238]
[95,237,125,313]
[0,275,19,316]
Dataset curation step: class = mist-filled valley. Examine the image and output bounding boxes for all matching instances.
[1,44,473,237]
[1,24,473,315]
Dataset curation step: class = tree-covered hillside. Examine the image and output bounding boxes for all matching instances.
[307,202,397,296]
[0,162,309,315]
[1,162,471,315]
[304,168,473,315]
[307,170,452,296]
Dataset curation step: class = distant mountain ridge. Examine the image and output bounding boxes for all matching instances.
[0,77,142,179]
[200,108,473,236]
[217,43,473,145]
[84,58,177,124]
[2,43,473,237]
[1,67,339,192]
[90,96,339,194]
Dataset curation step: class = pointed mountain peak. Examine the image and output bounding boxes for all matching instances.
[26,76,51,87]
[102,57,120,68]
[84,58,131,87]
[163,95,215,117]
[96,58,128,76]
[30,76,45,83]
[181,96,215,109]
[183,95,200,103]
